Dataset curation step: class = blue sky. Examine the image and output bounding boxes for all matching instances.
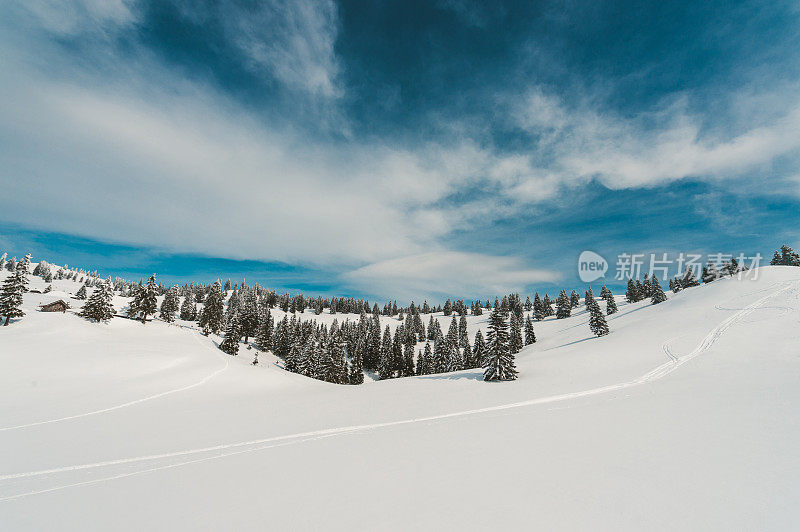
[1,0,799,302]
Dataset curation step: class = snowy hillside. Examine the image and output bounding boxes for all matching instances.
[2,266,800,530]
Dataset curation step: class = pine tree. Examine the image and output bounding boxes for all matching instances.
[458,314,469,347]
[75,284,87,300]
[533,293,544,321]
[239,290,260,343]
[432,335,448,374]
[483,306,517,381]
[509,312,523,354]
[602,286,618,315]
[584,287,595,307]
[555,290,571,319]
[651,276,667,304]
[417,342,431,375]
[179,293,197,321]
[542,294,554,317]
[349,344,365,384]
[0,263,27,326]
[254,309,274,351]
[570,290,580,308]
[198,281,224,335]
[625,278,638,303]
[219,313,241,356]
[680,267,700,288]
[463,341,474,369]
[16,254,31,288]
[473,330,486,367]
[378,325,394,379]
[403,343,417,376]
[159,286,180,322]
[524,316,536,345]
[80,280,115,322]
[286,334,302,374]
[128,274,158,324]
[770,245,800,266]
[588,299,609,337]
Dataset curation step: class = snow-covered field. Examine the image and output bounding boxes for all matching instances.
[2,267,800,530]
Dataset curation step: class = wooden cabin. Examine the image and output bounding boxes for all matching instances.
[40,300,70,313]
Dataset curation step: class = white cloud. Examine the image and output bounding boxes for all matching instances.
[220,0,341,98]
[514,87,800,189]
[344,251,560,301]
[20,0,136,36]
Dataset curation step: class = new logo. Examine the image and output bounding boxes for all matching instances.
[578,251,608,283]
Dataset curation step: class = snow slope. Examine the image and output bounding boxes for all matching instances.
[1,267,799,530]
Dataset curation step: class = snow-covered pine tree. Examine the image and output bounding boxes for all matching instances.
[378,325,394,379]
[570,290,580,308]
[284,335,301,374]
[17,254,31,284]
[254,309,274,351]
[509,311,523,354]
[432,335,448,374]
[602,286,618,315]
[555,290,571,319]
[473,330,485,367]
[80,280,115,322]
[417,342,431,375]
[219,313,241,356]
[198,281,224,335]
[239,289,259,344]
[524,315,536,345]
[701,261,721,283]
[584,287,595,307]
[179,293,197,321]
[625,278,637,302]
[442,314,455,345]
[724,257,740,276]
[159,286,180,322]
[651,276,667,304]
[463,341,474,369]
[0,262,27,325]
[542,294,554,317]
[533,293,544,320]
[458,314,469,347]
[680,267,700,288]
[403,343,417,376]
[588,299,609,337]
[349,343,365,384]
[483,306,517,381]
[128,274,158,324]
[75,284,87,300]
[296,337,314,377]
[770,245,800,266]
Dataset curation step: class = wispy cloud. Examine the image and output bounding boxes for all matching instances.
[345,251,560,302]
[217,0,342,98]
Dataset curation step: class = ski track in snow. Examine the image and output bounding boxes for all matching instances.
[1,281,795,501]
[0,331,229,432]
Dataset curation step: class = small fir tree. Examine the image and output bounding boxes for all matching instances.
[588,299,609,337]
[75,284,88,300]
[219,313,241,356]
[651,276,667,304]
[80,280,116,322]
[524,315,536,345]
[483,306,517,381]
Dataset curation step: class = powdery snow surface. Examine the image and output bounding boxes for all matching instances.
[1,267,800,530]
